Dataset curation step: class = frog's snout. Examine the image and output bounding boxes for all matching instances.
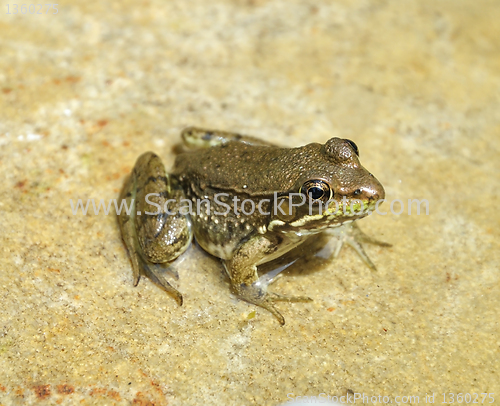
[354,175,385,202]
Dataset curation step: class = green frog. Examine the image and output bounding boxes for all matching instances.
[118,127,389,324]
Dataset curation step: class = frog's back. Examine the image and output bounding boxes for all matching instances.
[172,141,323,196]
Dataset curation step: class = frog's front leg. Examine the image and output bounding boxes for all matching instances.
[118,152,192,305]
[327,222,391,271]
[224,235,311,325]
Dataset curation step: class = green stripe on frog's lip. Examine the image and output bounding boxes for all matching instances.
[268,199,377,233]
[269,215,353,235]
[324,199,377,217]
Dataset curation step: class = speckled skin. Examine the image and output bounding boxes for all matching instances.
[173,137,378,197]
[119,127,386,324]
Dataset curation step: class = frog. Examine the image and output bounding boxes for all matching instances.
[118,127,389,325]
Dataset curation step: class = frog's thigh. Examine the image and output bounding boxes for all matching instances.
[224,235,276,287]
[181,127,275,148]
[134,152,192,264]
[118,152,191,305]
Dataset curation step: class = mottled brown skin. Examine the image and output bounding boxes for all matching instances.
[118,127,388,324]
[173,139,379,198]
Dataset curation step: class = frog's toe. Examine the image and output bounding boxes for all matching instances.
[233,283,282,324]
[133,274,141,287]
[259,292,311,325]
[131,262,142,286]
[142,263,183,306]
[126,250,144,287]
[343,238,377,271]
[352,228,392,247]
[259,300,286,326]
[234,283,311,325]
[267,291,313,303]
[328,222,390,271]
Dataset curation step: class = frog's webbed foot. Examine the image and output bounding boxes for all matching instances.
[256,269,312,303]
[144,267,183,306]
[327,222,391,271]
[233,269,312,325]
[134,255,183,306]
[234,281,312,325]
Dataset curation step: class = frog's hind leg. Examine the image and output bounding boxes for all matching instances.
[225,235,312,325]
[181,127,275,148]
[118,173,144,286]
[118,152,192,306]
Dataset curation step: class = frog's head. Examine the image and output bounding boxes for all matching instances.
[268,137,385,235]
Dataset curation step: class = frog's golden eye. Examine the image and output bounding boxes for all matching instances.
[300,180,333,203]
[345,139,359,156]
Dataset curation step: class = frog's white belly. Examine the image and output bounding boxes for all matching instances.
[201,240,240,260]
[199,231,310,266]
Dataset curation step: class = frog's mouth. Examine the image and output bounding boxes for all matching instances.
[324,198,379,218]
[269,198,378,235]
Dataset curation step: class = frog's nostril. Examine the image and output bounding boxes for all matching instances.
[358,184,385,201]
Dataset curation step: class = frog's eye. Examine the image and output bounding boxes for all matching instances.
[300,180,333,204]
[345,139,359,156]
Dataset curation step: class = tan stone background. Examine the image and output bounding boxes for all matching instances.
[0,0,499,405]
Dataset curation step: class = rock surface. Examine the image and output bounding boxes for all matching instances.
[0,0,498,404]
